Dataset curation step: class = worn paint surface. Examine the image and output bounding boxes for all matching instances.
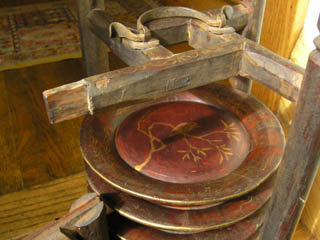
[262,49,320,239]
[44,11,303,124]
[106,204,267,240]
[80,84,284,207]
[116,101,249,183]
[86,162,274,233]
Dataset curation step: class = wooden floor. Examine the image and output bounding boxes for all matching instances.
[0,172,87,240]
[0,58,86,195]
[0,171,317,240]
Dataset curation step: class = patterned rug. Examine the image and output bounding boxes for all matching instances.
[0,0,81,71]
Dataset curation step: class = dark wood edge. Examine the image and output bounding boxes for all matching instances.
[43,39,244,123]
[240,39,305,102]
[231,0,266,93]
[23,194,101,240]
[86,4,248,65]
[43,36,306,124]
[77,0,109,76]
[240,0,266,43]
[262,48,320,239]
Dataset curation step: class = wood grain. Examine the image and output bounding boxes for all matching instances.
[77,0,109,77]
[251,0,310,112]
[161,0,236,11]
[0,77,23,194]
[0,0,53,8]
[241,40,304,102]
[283,26,320,239]
[262,49,320,239]
[0,59,85,194]
[159,0,307,113]
[302,170,320,238]
[43,36,307,124]
[75,201,109,240]
[0,1,315,239]
[87,4,247,66]
[43,40,244,123]
[0,172,87,240]
[87,8,174,65]
[293,223,320,240]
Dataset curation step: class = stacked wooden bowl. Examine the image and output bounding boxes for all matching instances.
[80,84,285,239]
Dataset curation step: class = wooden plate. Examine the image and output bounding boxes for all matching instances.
[115,101,250,184]
[156,201,224,210]
[107,203,267,240]
[81,84,284,207]
[86,163,274,234]
[247,227,263,240]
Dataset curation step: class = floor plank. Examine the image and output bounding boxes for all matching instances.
[0,73,24,194]
[0,172,87,240]
[0,59,85,194]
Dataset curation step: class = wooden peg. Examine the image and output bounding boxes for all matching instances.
[75,202,109,240]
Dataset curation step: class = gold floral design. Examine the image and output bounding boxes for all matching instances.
[135,117,240,171]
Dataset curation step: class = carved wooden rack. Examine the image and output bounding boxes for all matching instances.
[31,0,320,239]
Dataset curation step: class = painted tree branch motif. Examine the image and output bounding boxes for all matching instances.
[135,117,240,171]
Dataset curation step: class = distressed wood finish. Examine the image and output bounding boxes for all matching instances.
[115,101,250,183]
[39,4,320,239]
[85,4,248,66]
[240,40,305,102]
[229,0,266,93]
[23,194,101,240]
[240,0,265,42]
[75,202,109,240]
[43,39,243,124]
[187,19,241,49]
[77,0,109,76]
[187,21,304,102]
[86,162,274,234]
[60,194,97,239]
[148,4,249,46]
[262,49,320,238]
[251,0,310,113]
[108,204,268,240]
[43,2,306,124]
[43,37,305,124]
[87,4,248,49]
[247,227,263,240]
[80,84,284,207]
[187,18,304,102]
[87,9,174,66]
